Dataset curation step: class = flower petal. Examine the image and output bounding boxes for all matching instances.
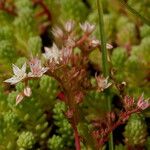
[12,64,21,76]
[106,43,113,49]
[4,77,20,85]
[16,93,24,105]
[28,72,34,78]
[41,67,49,74]
[24,87,32,97]
[21,62,26,73]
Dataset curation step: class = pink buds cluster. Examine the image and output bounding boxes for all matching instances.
[123,94,149,111]
[91,94,149,148]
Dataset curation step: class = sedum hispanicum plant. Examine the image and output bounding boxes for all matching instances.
[0,0,150,150]
[3,20,150,150]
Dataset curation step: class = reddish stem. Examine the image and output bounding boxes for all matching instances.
[108,108,140,134]
[0,2,17,16]
[35,10,45,18]
[32,0,52,21]
[74,126,81,150]
[97,108,141,146]
[76,33,89,46]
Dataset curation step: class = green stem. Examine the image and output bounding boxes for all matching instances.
[97,0,114,150]
[97,0,108,77]
[119,0,150,26]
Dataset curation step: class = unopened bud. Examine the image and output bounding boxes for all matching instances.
[65,20,74,32]
[24,86,32,97]
[75,91,84,104]
[65,109,74,119]
[16,93,24,105]
[123,96,134,109]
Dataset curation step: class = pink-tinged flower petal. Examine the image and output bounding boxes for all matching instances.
[28,58,48,78]
[80,22,95,34]
[27,72,34,78]
[4,77,18,85]
[12,63,26,76]
[91,40,113,49]
[137,94,149,110]
[24,87,32,97]
[91,39,100,47]
[137,100,149,110]
[12,64,21,76]
[75,91,84,104]
[64,20,74,32]
[4,63,27,85]
[65,109,74,119]
[65,37,75,48]
[99,41,113,49]
[21,62,26,73]
[44,47,50,54]
[123,96,134,109]
[61,47,72,64]
[106,43,113,49]
[4,76,25,85]
[43,44,61,64]
[41,67,49,74]
[16,93,24,105]
[95,74,112,92]
[52,26,64,39]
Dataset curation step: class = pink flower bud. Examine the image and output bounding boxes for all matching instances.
[16,93,24,105]
[95,74,112,92]
[65,109,74,119]
[24,87,32,97]
[64,20,74,32]
[106,43,113,49]
[123,96,134,109]
[91,39,100,47]
[61,47,72,64]
[28,57,49,77]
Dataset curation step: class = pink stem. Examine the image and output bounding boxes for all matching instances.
[74,126,81,150]
[32,0,52,21]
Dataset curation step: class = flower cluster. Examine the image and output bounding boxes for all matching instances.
[4,57,48,104]
[4,58,48,85]
[91,94,149,148]
[3,20,149,150]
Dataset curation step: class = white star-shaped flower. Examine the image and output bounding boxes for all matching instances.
[28,58,49,78]
[4,63,27,85]
[95,74,112,92]
[80,22,95,34]
[43,44,62,64]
